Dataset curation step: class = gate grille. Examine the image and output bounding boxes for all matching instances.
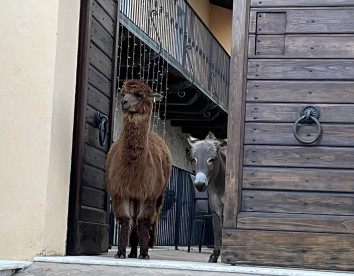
[109,166,213,247]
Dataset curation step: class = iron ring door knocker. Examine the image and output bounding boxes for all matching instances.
[293,105,322,144]
[95,111,109,146]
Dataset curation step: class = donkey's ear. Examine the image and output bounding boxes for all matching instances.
[217,139,227,151]
[187,136,199,145]
[206,131,216,140]
[147,93,163,102]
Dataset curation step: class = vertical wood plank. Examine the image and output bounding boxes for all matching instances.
[251,0,354,7]
[224,0,250,229]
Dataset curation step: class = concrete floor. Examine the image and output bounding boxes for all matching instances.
[8,246,354,276]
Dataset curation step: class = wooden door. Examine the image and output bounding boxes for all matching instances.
[223,0,354,271]
[66,0,119,255]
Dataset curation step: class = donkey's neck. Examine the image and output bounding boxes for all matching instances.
[212,150,226,190]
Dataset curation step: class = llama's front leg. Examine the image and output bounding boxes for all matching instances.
[115,217,129,259]
[128,225,138,258]
[137,218,150,259]
[208,212,222,263]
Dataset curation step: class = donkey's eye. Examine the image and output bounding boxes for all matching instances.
[191,157,197,163]
[134,93,143,99]
[207,158,215,164]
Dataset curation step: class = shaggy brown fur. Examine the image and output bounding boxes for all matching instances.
[106,80,172,259]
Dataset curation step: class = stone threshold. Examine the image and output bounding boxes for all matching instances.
[0,260,32,276]
[34,255,354,276]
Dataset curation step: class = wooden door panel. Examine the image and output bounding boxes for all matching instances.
[247,81,354,103]
[245,123,354,146]
[81,186,106,209]
[87,85,111,114]
[92,0,115,35]
[88,66,111,98]
[237,212,354,234]
[83,145,107,170]
[246,103,354,123]
[241,191,354,215]
[222,230,354,270]
[91,17,114,57]
[80,206,107,224]
[67,0,119,255]
[244,145,354,168]
[249,35,354,58]
[85,123,109,153]
[250,9,354,34]
[82,164,106,190]
[243,167,354,192]
[224,0,354,270]
[248,59,354,80]
[77,221,109,254]
[250,0,354,7]
[89,43,112,79]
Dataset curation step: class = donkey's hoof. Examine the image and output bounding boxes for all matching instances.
[208,255,218,263]
[138,253,150,260]
[114,252,126,259]
[128,252,137,258]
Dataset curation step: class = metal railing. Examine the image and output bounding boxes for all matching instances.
[119,0,230,111]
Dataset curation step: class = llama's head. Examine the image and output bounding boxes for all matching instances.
[120,80,162,114]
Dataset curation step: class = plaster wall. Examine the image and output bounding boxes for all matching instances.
[187,0,232,54]
[0,0,80,261]
[209,5,232,55]
[187,0,210,26]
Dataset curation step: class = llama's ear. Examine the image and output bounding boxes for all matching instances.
[147,93,163,102]
[206,131,216,140]
[187,136,199,145]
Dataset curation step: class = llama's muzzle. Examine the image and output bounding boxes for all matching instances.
[121,99,130,110]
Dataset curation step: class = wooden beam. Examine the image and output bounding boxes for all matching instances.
[223,0,249,229]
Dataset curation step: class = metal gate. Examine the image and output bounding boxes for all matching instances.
[109,166,214,248]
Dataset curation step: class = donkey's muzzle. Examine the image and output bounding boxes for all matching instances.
[193,172,208,192]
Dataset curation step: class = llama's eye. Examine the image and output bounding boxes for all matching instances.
[134,93,143,99]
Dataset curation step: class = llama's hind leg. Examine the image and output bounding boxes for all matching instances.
[128,225,138,258]
[115,217,130,259]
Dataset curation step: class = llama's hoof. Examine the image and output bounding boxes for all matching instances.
[114,252,126,259]
[208,254,218,263]
[138,253,150,260]
[128,252,137,258]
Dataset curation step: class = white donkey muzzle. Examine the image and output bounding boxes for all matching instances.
[193,172,208,192]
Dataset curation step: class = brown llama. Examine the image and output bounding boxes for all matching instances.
[105,80,172,260]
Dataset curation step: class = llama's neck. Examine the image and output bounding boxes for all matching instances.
[119,110,152,159]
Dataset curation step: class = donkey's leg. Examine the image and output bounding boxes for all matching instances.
[208,212,223,263]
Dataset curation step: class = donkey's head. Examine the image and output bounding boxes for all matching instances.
[188,132,227,192]
[120,80,162,114]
